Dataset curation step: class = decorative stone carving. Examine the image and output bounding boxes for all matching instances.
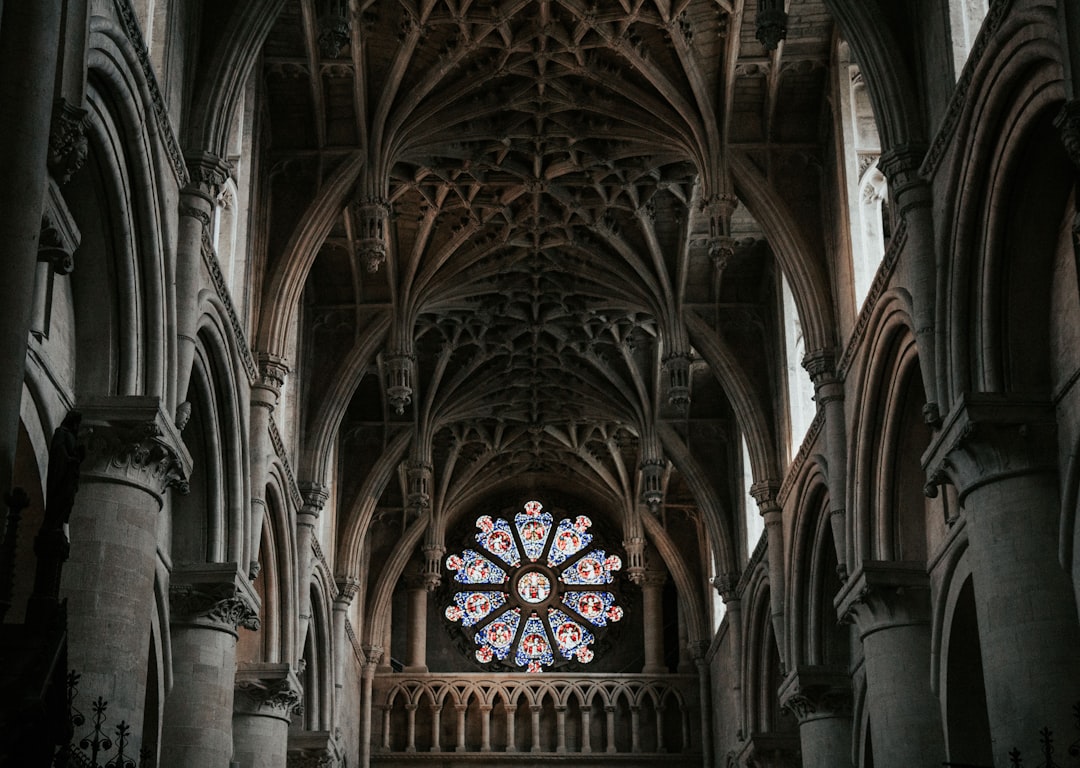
[40,181,81,275]
[169,563,261,633]
[662,352,691,409]
[639,458,665,511]
[420,544,445,591]
[778,666,852,723]
[1055,100,1080,170]
[318,11,351,58]
[236,663,304,720]
[384,352,415,415]
[711,571,742,602]
[48,99,89,185]
[299,481,330,520]
[921,394,1056,504]
[183,151,232,204]
[335,576,361,604]
[352,198,391,273]
[404,460,433,515]
[834,561,930,637]
[256,352,291,401]
[79,397,192,500]
[755,5,788,51]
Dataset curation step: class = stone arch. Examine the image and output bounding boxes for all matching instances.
[937,3,1069,401]
[933,536,993,765]
[69,23,177,401]
[823,0,929,151]
[784,456,837,668]
[847,288,929,566]
[730,154,836,356]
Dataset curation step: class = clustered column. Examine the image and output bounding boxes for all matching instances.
[160,563,260,767]
[404,571,429,673]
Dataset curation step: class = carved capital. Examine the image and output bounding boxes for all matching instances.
[421,544,446,591]
[235,663,303,720]
[778,666,852,723]
[363,645,384,666]
[921,394,1056,503]
[711,571,742,602]
[256,353,291,399]
[628,568,667,588]
[79,396,192,502]
[877,143,930,210]
[834,561,930,637]
[48,99,89,185]
[335,576,361,604]
[183,151,232,204]
[801,348,837,386]
[40,181,81,275]
[1055,100,1080,170]
[352,198,391,273]
[299,481,330,519]
[169,563,260,634]
[749,481,781,516]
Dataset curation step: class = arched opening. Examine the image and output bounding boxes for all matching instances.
[944,577,992,765]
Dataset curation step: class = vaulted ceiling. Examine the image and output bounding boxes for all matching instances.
[252,0,836,574]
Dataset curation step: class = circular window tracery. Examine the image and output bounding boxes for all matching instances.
[444,500,624,673]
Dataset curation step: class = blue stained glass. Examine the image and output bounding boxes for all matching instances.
[450,590,506,627]
[515,500,553,562]
[546,515,592,567]
[446,549,507,585]
[476,515,521,567]
[514,613,554,671]
[475,608,521,662]
[560,549,621,585]
[562,591,622,626]
[548,608,595,660]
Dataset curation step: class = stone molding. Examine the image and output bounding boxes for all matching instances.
[921,394,1056,503]
[169,562,261,634]
[78,396,192,502]
[47,98,89,186]
[778,666,852,723]
[288,730,340,768]
[834,561,930,638]
[235,662,303,721]
[735,732,801,768]
[40,179,82,275]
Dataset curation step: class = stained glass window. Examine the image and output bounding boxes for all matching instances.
[444,500,624,673]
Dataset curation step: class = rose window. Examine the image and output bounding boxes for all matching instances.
[444,500,624,673]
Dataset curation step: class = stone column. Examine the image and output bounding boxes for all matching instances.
[62,397,191,749]
[878,145,940,423]
[751,482,788,668]
[297,481,328,645]
[778,666,853,768]
[804,349,850,575]
[633,569,668,674]
[360,646,382,768]
[0,0,64,496]
[160,563,260,767]
[232,663,303,768]
[835,561,945,768]
[924,396,1080,765]
[175,152,231,417]
[403,572,428,672]
[249,354,288,584]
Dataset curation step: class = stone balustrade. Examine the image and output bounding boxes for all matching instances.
[371,672,700,764]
